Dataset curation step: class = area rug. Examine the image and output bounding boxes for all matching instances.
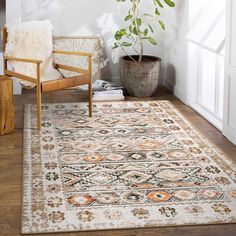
[22,101,236,234]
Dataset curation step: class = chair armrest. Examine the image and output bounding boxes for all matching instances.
[5,69,38,84]
[53,50,92,57]
[4,56,43,64]
[55,63,89,75]
[4,57,42,84]
[53,50,93,78]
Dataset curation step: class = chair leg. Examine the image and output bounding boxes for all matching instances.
[89,82,92,117]
[37,84,42,130]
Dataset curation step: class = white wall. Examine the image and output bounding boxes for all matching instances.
[6,0,22,23]
[5,0,22,94]
[163,0,189,103]
[21,0,165,84]
[4,0,187,99]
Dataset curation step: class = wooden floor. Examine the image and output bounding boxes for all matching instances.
[0,87,236,236]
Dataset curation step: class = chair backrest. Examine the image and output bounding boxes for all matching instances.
[2,23,102,85]
[53,36,102,82]
[3,20,62,87]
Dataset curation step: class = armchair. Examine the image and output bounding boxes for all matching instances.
[2,22,94,130]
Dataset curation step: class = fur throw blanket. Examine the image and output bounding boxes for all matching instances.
[5,20,62,88]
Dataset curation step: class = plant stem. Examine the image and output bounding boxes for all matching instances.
[119,43,136,62]
[139,42,143,63]
[133,0,143,63]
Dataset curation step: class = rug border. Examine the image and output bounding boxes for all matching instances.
[21,104,33,235]
[21,221,236,235]
[165,101,236,168]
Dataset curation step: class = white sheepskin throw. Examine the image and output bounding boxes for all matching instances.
[5,20,62,88]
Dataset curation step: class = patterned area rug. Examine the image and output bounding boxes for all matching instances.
[22,101,236,234]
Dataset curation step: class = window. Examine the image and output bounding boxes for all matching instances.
[187,0,226,55]
[187,0,226,130]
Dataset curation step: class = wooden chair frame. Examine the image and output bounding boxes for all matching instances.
[2,27,93,130]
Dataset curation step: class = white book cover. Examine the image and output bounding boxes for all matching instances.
[93,95,125,102]
[80,80,123,92]
[93,89,123,97]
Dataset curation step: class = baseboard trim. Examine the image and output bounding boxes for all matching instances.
[223,129,236,145]
[190,103,223,131]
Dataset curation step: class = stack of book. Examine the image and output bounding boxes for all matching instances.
[93,89,124,101]
[80,80,125,101]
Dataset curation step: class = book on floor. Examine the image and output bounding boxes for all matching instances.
[79,80,125,101]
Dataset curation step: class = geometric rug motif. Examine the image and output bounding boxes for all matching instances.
[22,101,236,234]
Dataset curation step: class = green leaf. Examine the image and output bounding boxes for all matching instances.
[115,31,124,40]
[148,24,154,33]
[164,0,175,7]
[125,14,133,21]
[133,27,138,35]
[129,25,133,33]
[120,28,127,35]
[159,20,166,30]
[148,37,157,45]
[155,8,160,15]
[122,42,132,47]
[112,43,119,49]
[144,28,148,36]
[155,0,164,8]
[143,13,153,17]
[136,18,142,26]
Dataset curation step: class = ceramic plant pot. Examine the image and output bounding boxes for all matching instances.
[120,55,161,97]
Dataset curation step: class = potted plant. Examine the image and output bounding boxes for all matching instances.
[113,0,175,97]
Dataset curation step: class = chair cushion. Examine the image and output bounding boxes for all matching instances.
[5,20,62,88]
